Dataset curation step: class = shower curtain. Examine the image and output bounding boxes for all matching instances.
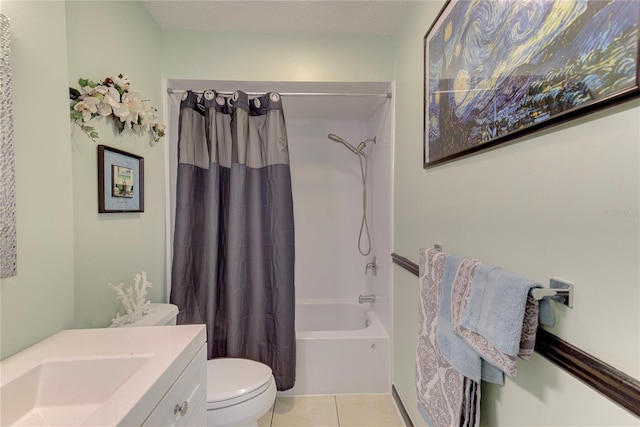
[170,90,295,390]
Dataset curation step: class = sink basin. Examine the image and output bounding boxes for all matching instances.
[1,325,206,426]
[1,354,151,426]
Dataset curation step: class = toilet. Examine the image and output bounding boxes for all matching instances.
[123,303,277,427]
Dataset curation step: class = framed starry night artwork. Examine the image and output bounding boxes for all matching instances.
[424,0,640,168]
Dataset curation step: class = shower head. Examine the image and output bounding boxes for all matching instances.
[328,133,362,156]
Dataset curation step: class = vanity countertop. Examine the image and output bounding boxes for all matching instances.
[0,324,206,426]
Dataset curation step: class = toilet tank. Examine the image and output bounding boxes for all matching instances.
[122,303,179,327]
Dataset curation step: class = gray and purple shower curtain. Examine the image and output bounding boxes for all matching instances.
[170,90,295,390]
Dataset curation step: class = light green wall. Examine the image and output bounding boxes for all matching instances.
[3,5,638,424]
[66,1,166,328]
[0,1,75,359]
[0,2,394,357]
[162,29,394,82]
[392,1,639,426]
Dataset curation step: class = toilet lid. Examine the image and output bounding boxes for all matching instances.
[207,358,273,403]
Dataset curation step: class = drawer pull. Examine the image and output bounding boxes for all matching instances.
[174,401,189,417]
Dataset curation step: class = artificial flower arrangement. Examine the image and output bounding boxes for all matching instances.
[69,74,165,145]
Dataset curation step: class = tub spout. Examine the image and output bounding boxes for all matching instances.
[359,294,376,304]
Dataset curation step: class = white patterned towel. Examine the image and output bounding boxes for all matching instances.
[416,248,479,427]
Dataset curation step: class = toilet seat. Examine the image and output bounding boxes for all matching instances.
[206,358,274,410]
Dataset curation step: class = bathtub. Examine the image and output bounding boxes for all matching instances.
[279,300,389,396]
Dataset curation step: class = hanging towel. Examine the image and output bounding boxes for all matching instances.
[437,255,504,385]
[449,256,554,377]
[517,295,540,361]
[461,378,480,427]
[460,264,554,362]
[450,260,518,376]
[415,248,480,427]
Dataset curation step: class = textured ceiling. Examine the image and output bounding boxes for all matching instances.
[141,1,410,35]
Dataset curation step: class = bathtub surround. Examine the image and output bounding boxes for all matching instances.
[359,293,376,304]
[170,90,296,391]
[326,132,374,256]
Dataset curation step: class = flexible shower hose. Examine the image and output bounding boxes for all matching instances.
[357,154,371,256]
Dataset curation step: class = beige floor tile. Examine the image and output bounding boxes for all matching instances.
[258,404,274,427]
[336,394,404,427]
[271,396,339,427]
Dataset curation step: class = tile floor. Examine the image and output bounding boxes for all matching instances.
[258,394,405,427]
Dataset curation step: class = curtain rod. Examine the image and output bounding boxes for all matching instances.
[167,88,392,99]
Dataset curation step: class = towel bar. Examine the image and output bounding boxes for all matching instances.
[432,245,574,308]
[433,243,573,308]
[391,252,640,418]
[530,279,574,308]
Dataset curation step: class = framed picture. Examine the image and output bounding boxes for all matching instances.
[424,0,640,168]
[98,145,144,213]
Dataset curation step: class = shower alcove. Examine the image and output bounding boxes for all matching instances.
[165,80,393,395]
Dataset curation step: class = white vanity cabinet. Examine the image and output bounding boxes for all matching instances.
[0,325,207,427]
[142,344,207,426]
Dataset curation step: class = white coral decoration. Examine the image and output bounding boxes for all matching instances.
[109,271,154,327]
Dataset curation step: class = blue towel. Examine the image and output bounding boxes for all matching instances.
[436,255,504,385]
[461,263,548,356]
[538,297,554,327]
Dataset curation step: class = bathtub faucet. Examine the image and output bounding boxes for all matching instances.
[365,256,377,276]
[359,294,376,304]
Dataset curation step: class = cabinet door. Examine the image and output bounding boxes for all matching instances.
[142,345,207,427]
[183,389,207,427]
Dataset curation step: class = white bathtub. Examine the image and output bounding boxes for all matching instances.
[279,300,389,396]
[295,302,370,332]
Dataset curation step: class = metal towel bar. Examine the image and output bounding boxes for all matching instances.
[530,279,574,308]
[434,244,574,308]
[390,252,640,418]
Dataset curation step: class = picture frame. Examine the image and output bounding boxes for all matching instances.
[424,0,640,168]
[98,145,144,213]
